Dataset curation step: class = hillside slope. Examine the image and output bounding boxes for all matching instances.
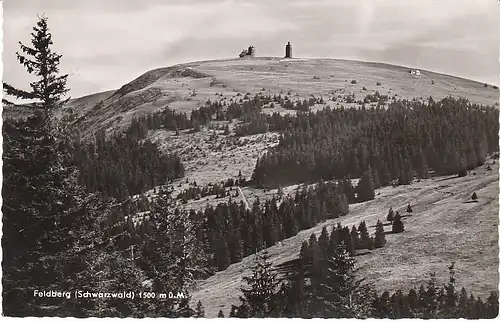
[190,161,499,318]
[5,58,497,138]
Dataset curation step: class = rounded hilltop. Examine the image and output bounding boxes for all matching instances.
[54,56,498,139]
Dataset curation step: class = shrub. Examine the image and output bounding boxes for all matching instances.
[351,79,357,84]
[376,81,382,86]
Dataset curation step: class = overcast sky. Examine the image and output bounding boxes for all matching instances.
[3,0,499,99]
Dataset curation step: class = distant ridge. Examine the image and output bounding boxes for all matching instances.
[4,58,498,137]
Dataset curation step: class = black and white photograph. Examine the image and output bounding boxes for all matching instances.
[2,0,499,318]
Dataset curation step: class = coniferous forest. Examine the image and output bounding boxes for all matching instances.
[252,99,498,187]
[2,15,498,318]
[73,128,184,200]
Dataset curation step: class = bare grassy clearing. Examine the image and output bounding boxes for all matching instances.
[148,126,280,205]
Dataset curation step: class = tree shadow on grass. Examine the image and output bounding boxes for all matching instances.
[385,230,404,235]
[353,250,372,257]
[463,200,479,204]
[369,222,392,228]
[435,175,460,182]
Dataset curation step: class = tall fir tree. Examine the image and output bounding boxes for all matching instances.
[3,15,69,107]
[282,268,307,317]
[392,212,405,233]
[422,272,440,318]
[406,203,413,215]
[356,166,376,202]
[238,249,283,317]
[440,263,458,318]
[2,15,100,316]
[378,160,391,187]
[311,243,374,318]
[387,206,394,222]
[373,220,386,248]
[195,301,205,318]
[350,225,360,252]
[357,220,371,250]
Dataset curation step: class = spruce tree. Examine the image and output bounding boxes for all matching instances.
[3,15,69,107]
[387,207,394,222]
[215,237,231,270]
[422,272,439,318]
[308,233,320,283]
[378,161,391,187]
[328,226,339,252]
[313,243,373,318]
[239,250,283,317]
[456,287,469,318]
[140,192,202,317]
[485,291,499,318]
[282,268,307,317]
[230,229,244,263]
[2,15,98,316]
[357,167,375,202]
[262,211,278,248]
[441,263,458,318]
[416,152,430,179]
[195,300,205,317]
[218,309,225,317]
[350,225,359,251]
[406,203,413,215]
[318,226,330,255]
[407,288,419,313]
[457,153,468,177]
[373,220,386,248]
[299,240,310,263]
[357,220,371,250]
[392,212,405,233]
[372,167,381,189]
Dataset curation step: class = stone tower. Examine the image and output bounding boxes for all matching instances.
[285,41,292,58]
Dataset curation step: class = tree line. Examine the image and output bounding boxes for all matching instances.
[252,97,498,187]
[71,127,184,200]
[126,92,327,137]
[226,241,498,318]
[199,180,349,271]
